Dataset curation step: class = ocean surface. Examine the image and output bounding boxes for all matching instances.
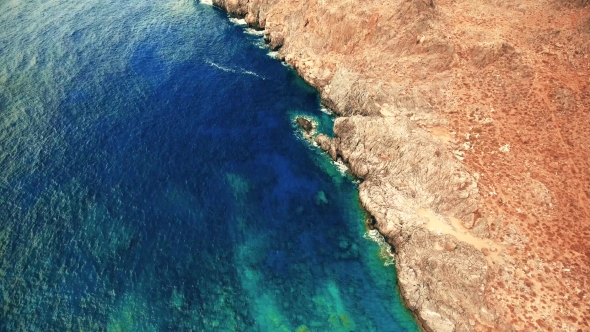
[0,0,419,330]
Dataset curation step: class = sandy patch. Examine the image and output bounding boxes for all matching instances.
[418,209,504,264]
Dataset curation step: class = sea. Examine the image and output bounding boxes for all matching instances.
[0,0,419,330]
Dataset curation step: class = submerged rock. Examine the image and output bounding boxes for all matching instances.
[314,190,328,205]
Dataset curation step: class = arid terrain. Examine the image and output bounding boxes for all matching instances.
[213,0,590,330]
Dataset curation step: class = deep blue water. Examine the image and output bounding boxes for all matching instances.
[0,0,418,331]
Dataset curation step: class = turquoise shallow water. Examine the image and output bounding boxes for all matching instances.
[0,0,419,331]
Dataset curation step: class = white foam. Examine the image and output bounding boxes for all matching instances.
[245,28,265,36]
[200,0,213,5]
[320,106,334,115]
[363,229,396,266]
[332,159,349,176]
[253,40,267,50]
[267,51,279,59]
[206,60,266,80]
[229,18,247,26]
[206,60,234,73]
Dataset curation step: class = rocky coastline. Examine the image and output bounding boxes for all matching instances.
[211,0,590,331]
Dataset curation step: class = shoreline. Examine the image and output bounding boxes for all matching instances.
[209,0,590,331]
[295,113,424,329]
[209,2,488,331]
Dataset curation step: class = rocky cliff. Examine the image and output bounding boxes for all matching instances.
[212,0,590,331]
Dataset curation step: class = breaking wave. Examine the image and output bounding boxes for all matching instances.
[364,229,396,266]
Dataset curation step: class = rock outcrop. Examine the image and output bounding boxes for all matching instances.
[295,117,313,133]
[212,0,590,331]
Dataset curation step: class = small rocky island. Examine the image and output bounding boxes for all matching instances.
[295,117,313,134]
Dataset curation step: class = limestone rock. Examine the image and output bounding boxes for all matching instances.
[266,32,284,51]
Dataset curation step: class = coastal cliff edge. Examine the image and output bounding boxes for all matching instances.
[212,0,590,331]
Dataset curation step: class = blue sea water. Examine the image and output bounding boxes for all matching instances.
[0,0,419,331]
